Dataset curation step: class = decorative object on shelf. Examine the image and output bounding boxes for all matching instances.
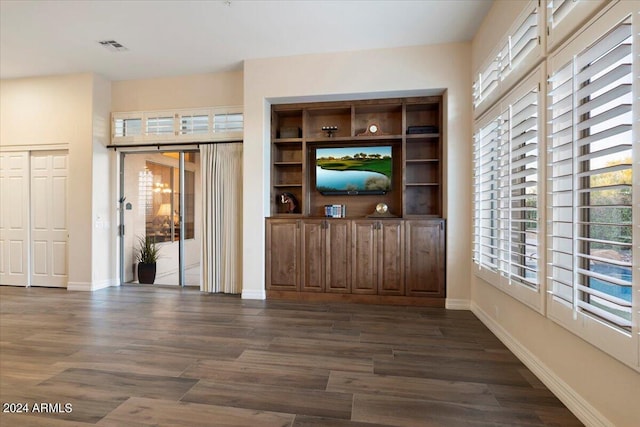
[135,236,161,284]
[407,125,438,134]
[367,202,396,218]
[324,204,346,218]
[279,192,299,213]
[357,122,386,136]
[321,126,338,137]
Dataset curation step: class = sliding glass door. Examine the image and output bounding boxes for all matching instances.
[120,150,200,286]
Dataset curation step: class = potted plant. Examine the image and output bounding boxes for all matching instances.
[135,236,160,284]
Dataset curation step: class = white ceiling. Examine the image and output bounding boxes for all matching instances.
[0,0,493,82]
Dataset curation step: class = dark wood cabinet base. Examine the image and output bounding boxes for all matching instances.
[266,290,445,307]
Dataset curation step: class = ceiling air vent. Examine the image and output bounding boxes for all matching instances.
[98,40,128,52]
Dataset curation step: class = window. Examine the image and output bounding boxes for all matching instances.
[473,0,541,114]
[547,2,637,369]
[498,87,539,289]
[146,116,174,135]
[474,67,543,310]
[180,114,209,135]
[473,117,500,272]
[547,0,574,31]
[546,0,609,51]
[548,19,632,329]
[112,107,243,145]
[473,59,500,110]
[143,160,195,243]
[214,112,243,133]
[498,6,539,81]
[113,118,142,138]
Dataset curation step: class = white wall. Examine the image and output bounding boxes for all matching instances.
[111,71,243,112]
[243,43,473,303]
[0,73,97,289]
[92,74,114,288]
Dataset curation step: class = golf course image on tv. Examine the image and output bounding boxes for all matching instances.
[316,146,392,194]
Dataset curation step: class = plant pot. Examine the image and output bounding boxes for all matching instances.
[138,262,157,284]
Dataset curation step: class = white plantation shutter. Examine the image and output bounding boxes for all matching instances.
[474,68,541,280]
[180,114,209,135]
[548,0,574,29]
[498,88,540,289]
[548,59,575,305]
[146,115,174,135]
[500,7,539,80]
[111,106,243,145]
[474,0,541,115]
[214,112,243,133]
[474,117,500,271]
[546,0,608,50]
[548,18,633,331]
[473,60,500,109]
[113,118,142,138]
[474,67,543,309]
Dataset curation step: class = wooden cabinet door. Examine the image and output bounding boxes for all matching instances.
[325,220,351,293]
[405,220,445,297]
[377,221,404,295]
[265,219,300,291]
[351,220,377,294]
[301,220,324,292]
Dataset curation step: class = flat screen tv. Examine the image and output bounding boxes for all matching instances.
[315,146,392,195]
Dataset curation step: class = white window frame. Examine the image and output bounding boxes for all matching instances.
[473,66,546,313]
[111,106,243,145]
[546,0,611,51]
[473,0,544,117]
[546,0,638,371]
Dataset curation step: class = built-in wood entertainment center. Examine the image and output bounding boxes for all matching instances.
[266,96,445,306]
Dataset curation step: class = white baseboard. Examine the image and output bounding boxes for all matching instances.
[242,289,266,300]
[67,279,113,292]
[445,298,471,310]
[471,302,613,427]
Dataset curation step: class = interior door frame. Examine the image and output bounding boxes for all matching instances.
[118,148,197,287]
[0,145,69,288]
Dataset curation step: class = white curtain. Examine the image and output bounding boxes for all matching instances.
[200,143,243,293]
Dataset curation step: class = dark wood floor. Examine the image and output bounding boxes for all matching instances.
[0,285,582,426]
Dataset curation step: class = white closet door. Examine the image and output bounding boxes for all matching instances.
[0,152,30,286]
[31,151,68,287]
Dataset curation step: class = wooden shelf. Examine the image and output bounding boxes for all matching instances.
[305,136,357,143]
[406,182,440,186]
[274,162,303,166]
[268,97,445,302]
[271,97,442,218]
[274,138,303,144]
[406,159,439,163]
[406,133,440,139]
